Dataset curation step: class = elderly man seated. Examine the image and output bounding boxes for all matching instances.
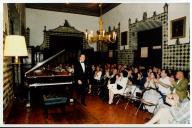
[146,92,190,124]
[169,71,188,101]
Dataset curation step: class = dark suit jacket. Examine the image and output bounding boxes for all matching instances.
[74,61,90,85]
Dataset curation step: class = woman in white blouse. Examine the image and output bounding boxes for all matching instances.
[108,70,128,104]
[94,66,102,81]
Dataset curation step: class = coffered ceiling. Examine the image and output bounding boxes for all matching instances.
[25,3,120,17]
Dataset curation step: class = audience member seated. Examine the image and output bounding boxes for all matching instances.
[99,68,111,101]
[127,69,134,85]
[85,63,189,119]
[132,67,139,84]
[155,69,172,98]
[93,66,102,82]
[153,66,158,74]
[146,93,190,124]
[67,64,74,73]
[157,68,162,77]
[108,70,128,104]
[142,72,162,113]
[91,66,103,95]
[169,71,188,101]
[88,65,96,94]
[147,68,153,76]
[102,68,110,85]
[117,64,122,74]
[135,72,146,90]
[108,68,118,84]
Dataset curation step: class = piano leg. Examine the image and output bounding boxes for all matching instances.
[26,89,31,108]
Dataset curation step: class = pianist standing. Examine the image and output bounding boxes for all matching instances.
[74,53,90,106]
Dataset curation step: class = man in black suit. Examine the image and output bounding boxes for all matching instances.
[74,53,89,106]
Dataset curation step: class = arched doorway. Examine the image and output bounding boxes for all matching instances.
[128,7,168,68]
[134,21,162,67]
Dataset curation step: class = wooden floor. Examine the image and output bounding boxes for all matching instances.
[6,95,151,124]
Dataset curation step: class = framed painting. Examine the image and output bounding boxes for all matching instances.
[171,16,186,39]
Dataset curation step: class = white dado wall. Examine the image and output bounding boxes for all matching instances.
[26,4,189,51]
[26,8,98,50]
[103,3,190,46]
[103,3,164,33]
[168,3,190,45]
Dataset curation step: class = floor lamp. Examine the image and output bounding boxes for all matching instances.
[4,35,28,100]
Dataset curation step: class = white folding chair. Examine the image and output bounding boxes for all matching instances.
[135,98,159,116]
[134,88,162,117]
[124,85,142,110]
[115,84,130,105]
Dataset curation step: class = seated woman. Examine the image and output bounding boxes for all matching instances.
[132,67,139,84]
[127,69,134,85]
[146,93,190,124]
[90,66,103,95]
[93,66,102,82]
[103,68,110,81]
[88,65,96,94]
[99,68,111,101]
[108,70,128,104]
[142,72,162,113]
[135,72,146,90]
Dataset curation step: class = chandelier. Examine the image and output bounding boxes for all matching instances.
[85,4,117,44]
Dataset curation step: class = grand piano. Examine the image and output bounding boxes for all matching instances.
[25,49,74,108]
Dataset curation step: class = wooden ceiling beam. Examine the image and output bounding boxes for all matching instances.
[25,3,120,17]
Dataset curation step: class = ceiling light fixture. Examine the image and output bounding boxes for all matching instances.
[85,4,117,44]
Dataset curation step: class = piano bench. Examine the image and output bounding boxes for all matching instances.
[43,95,68,118]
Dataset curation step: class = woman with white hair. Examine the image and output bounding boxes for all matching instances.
[146,92,190,124]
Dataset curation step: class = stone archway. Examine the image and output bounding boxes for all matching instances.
[121,4,169,68]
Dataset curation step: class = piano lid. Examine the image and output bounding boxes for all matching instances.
[25,49,65,76]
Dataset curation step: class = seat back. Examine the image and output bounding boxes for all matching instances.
[142,88,162,105]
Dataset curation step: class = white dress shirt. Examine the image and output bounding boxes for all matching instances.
[80,62,85,72]
[158,76,171,95]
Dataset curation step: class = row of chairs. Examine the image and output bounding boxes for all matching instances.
[91,76,108,96]
[114,84,161,117]
[91,77,161,118]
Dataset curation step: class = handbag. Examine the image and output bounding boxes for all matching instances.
[117,84,123,90]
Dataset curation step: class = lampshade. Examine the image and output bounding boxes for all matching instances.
[4,35,28,57]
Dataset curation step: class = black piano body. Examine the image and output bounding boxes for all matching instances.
[25,49,75,108]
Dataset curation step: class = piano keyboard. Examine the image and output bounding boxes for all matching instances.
[29,82,73,87]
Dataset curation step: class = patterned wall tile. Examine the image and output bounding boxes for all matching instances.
[118,7,189,71]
